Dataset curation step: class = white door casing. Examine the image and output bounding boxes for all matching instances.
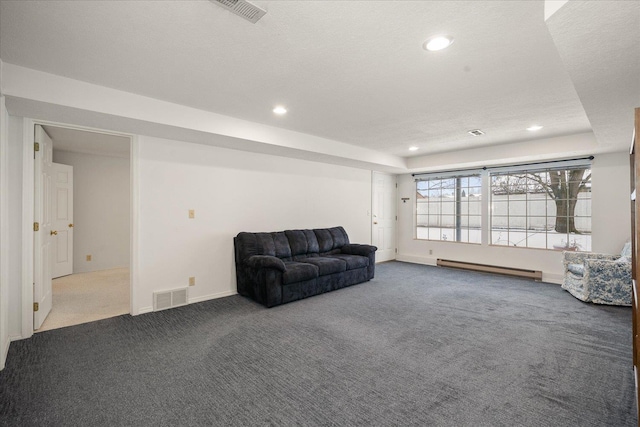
[33,125,53,329]
[372,172,397,263]
[21,119,136,339]
[52,163,73,278]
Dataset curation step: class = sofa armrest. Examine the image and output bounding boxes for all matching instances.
[246,255,286,272]
[341,244,378,257]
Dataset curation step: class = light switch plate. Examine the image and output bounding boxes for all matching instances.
[86,254,92,261]
[189,277,195,286]
[189,209,195,219]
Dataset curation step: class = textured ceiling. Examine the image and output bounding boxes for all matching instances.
[0,1,628,158]
[546,0,640,150]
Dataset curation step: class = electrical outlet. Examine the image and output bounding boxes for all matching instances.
[189,209,195,219]
[189,276,195,286]
[86,254,92,261]
[429,250,433,255]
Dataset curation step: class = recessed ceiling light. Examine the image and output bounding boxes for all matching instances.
[423,35,454,52]
[468,129,485,136]
[409,146,419,151]
[526,125,543,131]
[273,106,287,115]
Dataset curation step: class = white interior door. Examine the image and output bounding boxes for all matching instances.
[372,172,397,262]
[34,125,53,330]
[52,163,73,278]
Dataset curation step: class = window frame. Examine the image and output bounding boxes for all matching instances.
[488,166,592,251]
[415,173,482,245]
[412,159,592,252]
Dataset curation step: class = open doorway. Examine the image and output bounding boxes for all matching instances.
[34,124,131,332]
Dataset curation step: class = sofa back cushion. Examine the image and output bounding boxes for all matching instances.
[272,232,292,259]
[285,230,320,260]
[235,227,349,262]
[235,231,292,262]
[235,232,274,260]
[314,227,350,254]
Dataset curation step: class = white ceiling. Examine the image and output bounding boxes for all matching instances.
[0,1,637,161]
[545,1,640,151]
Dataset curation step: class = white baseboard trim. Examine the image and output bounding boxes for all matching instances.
[136,289,238,315]
[137,306,153,315]
[189,290,237,304]
[396,254,563,285]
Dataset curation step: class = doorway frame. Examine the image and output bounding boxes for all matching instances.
[21,118,139,338]
[371,171,398,263]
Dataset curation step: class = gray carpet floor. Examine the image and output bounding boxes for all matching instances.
[0,261,635,426]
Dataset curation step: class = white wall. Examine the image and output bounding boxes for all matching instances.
[135,135,372,313]
[591,152,631,254]
[53,150,130,273]
[0,58,7,368]
[397,151,630,283]
[544,0,569,20]
[0,96,8,369]
[7,115,24,338]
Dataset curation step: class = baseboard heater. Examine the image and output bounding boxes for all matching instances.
[436,259,542,280]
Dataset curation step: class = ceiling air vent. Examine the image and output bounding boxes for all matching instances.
[210,0,266,24]
[468,129,485,136]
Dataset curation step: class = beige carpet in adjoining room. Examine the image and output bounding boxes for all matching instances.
[37,268,130,332]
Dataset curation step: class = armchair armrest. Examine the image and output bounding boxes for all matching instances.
[585,258,631,279]
[563,251,617,269]
[246,255,286,272]
[341,244,378,257]
[563,251,590,264]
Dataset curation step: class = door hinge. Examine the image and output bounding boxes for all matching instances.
[395,215,397,220]
[33,302,39,312]
[33,222,40,232]
[395,183,398,188]
[34,142,40,152]
[395,248,398,253]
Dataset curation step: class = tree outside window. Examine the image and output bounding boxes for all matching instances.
[490,167,591,251]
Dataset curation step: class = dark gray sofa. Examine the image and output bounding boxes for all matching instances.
[234,226,377,307]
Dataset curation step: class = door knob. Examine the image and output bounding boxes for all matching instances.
[68,223,74,228]
[373,221,378,224]
[50,230,58,236]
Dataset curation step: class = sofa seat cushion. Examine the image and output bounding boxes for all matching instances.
[567,263,585,277]
[326,254,369,270]
[297,257,346,276]
[282,262,319,285]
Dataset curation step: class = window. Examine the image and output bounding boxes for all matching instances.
[489,166,591,251]
[416,174,482,243]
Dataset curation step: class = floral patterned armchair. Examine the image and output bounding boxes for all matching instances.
[562,242,632,306]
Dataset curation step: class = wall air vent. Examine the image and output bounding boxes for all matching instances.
[468,129,485,136]
[210,0,266,24]
[153,288,189,312]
